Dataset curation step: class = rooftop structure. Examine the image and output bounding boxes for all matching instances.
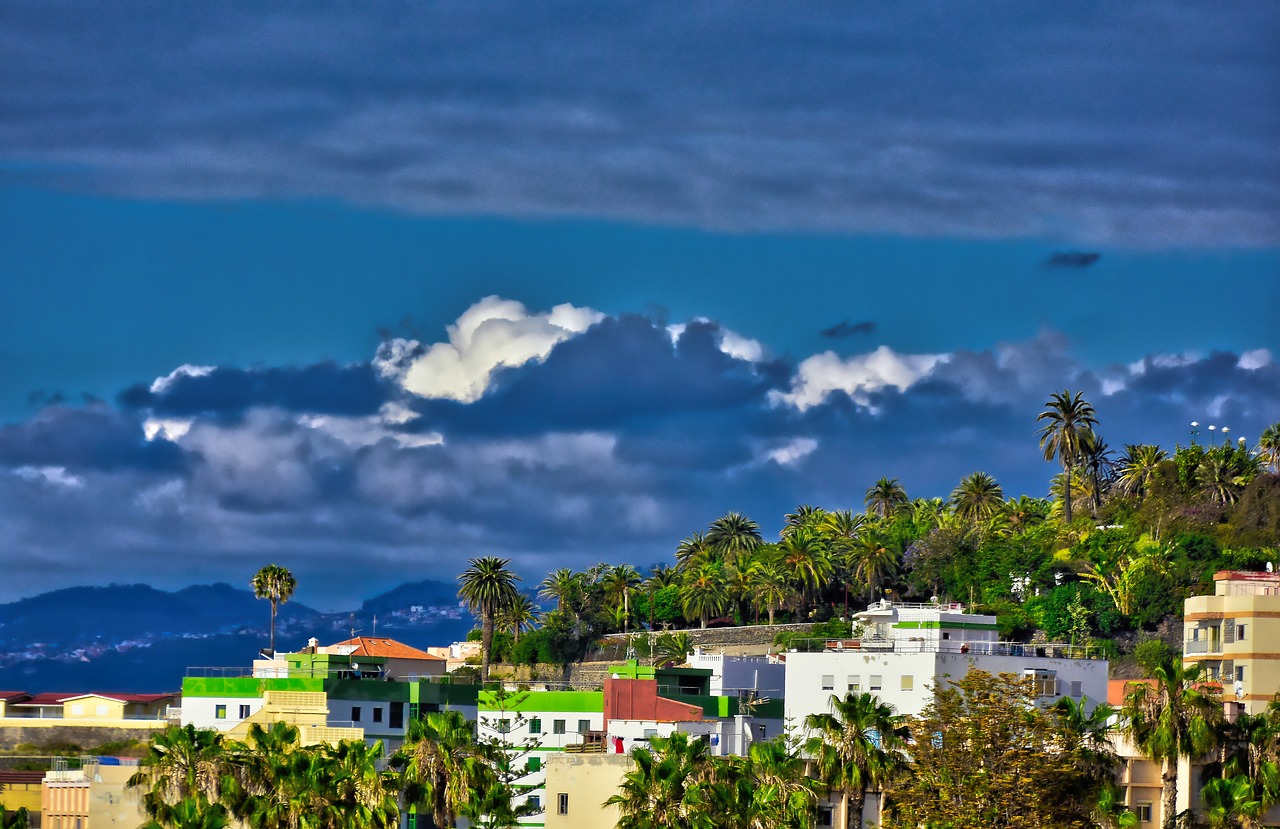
[1184,570,1280,716]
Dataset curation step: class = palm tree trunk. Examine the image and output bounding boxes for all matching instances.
[768,605,775,625]
[1064,460,1074,523]
[848,787,865,829]
[1161,759,1177,829]
[481,613,494,682]
[269,599,278,653]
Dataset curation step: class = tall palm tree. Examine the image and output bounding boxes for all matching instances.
[497,594,537,645]
[864,477,908,520]
[537,568,579,614]
[139,797,229,829]
[128,724,233,823]
[850,534,898,603]
[1078,428,1114,515]
[706,512,763,568]
[715,739,821,829]
[676,531,715,571]
[949,471,1004,523]
[1123,654,1224,829]
[680,562,729,629]
[392,710,495,829]
[748,553,795,625]
[1037,389,1098,524]
[777,528,832,617]
[781,505,826,537]
[316,738,399,829]
[1051,696,1122,820]
[804,692,908,829]
[606,732,716,829]
[1260,422,1280,474]
[1201,775,1263,829]
[458,557,521,682]
[1114,444,1168,499]
[601,564,642,633]
[1199,455,1244,505]
[646,563,679,589]
[251,564,297,655]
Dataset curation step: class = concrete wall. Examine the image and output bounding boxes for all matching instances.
[0,725,164,752]
[543,753,630,829]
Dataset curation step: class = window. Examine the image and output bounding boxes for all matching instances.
[821,674,835,691]
[351,706,362,722]
[869,675,883,692]
[529,717,542,734]
[373,707,383,723]
[553,719,566,734]
[1236,665,1246,683]
[1237,624,1247,641]
[1025,669,1056,697]
[96,704,109,716]
[942,631,951,640]
[390,702,404,729]
[756,724,767,738]
[1136,803,1152,822]
[901,675,914,691]
[527,756,541,773]
[846,675,860,692]
[239,704,251,719]
[527,795,540,811]
[557,793,569,815]
[578,719,591,734]
[1070,681,1082,698]
[71,704,84,716]
[495,718,511,734]
[215,704,227,719]
[818,807,833,827]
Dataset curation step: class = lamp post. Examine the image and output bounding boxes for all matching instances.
[1222,427,1230,446]
[1191,421,1199,444]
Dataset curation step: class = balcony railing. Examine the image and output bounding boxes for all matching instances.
[1184,640,1215,655]
[786,637,1103,660]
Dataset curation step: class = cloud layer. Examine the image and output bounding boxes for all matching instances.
[2,297,1277,608]
[1,2,1276,247]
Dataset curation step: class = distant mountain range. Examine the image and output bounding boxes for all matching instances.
[0,581,474,692]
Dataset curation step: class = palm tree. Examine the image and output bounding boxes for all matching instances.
[675,531,715,571]
[1123,654,1224,829]
[1037,389,1098,524]
[949,471,1004,523]
[1201,775,1263,829]
[1004,495,1048,531]
[804,692,908,829]
[1078,428,1114,515]
[128,724,233,823]
[601,565,642,633]
[606,732,716,829]
[1199,454,1244,505]
[140,797,229,829]
[850,534,898,603]
[1114,444,1168,499]
[1215,702,1280,821]
[392,710,495,829]
[777,528,832,617]
[864,477,908,520]
[706,512,763,568]
[748,554,795,625]
[537,569,580,614]
[1051,696,1122,821]
[782,505,826,537]
[653,631,693,665]
[458,557,521,682]
[497,594,537,645]
[1260,422,1280,474]
[251,564,297,655]
[680,563,729,629]
[316,739,399,829]
[646,564,679,589]
[719,739,821,829]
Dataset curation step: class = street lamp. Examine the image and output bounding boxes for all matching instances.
[1191,421,1199,443]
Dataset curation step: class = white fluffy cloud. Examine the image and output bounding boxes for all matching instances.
[771,346,947,410]
[666,319,765,362]
[377,296,604,402]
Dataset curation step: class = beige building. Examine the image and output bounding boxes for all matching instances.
[1183,570,1280,715]
[542,753,630,829]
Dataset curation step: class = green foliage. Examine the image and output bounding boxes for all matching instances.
[1133,639,1175,675]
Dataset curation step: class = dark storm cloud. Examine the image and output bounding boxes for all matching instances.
[821,320,877,339]
[1,2,1276,246]
[2,311,1276,607]
[119,363,390,417]
[1045,252,1101,268]
[0,406,183,472]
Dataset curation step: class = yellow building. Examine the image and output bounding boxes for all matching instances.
[1183,570,1280,715]
[542,753,631,829]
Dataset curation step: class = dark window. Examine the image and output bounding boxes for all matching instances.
[527,756,541,773]
[528,795,540,810]
[529,717,542,734]
[238,704,251,719]
[351,706,362,722]
[215,704,227,719]
[373,707,383,723]
[390,702,404,729]
[558,793,569,815]
[577,719,591,734]
[553,719,566,734]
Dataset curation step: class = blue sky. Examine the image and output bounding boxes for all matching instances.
[1,2,1277,609]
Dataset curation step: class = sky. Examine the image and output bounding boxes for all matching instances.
[1,2,1278,609]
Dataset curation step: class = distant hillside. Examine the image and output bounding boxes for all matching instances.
[0,581,473,692]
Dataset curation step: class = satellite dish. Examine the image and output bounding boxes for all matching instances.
[1268,562,1274,573]
[351,662,360,671]
[1236,681,1245,699]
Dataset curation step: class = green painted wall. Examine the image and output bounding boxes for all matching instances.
[181,677,324,698]
[478,690,603,713]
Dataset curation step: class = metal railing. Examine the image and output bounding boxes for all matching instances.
[785,637,1103,660]
[1184,640,1214,655]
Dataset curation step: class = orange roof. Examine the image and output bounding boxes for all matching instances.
[326,636,444,660]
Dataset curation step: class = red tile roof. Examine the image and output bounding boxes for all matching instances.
[59,692,177,704]
[0,691,31,702]
[326,636,444,660]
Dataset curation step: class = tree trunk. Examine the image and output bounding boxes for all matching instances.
[1161,759,1178,829]
[848,787,865,829]
[269,599,278,653]
[481,612,494,682]
[768,606,775,625]
[1063,460,1074,523]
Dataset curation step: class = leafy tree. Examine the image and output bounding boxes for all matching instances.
[1037,389,1099,524]
[251,564,297,655]
[804,692,907,829]
[890,669,1086,829]
[1123,654,1224,829]
[458,556,521,681]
